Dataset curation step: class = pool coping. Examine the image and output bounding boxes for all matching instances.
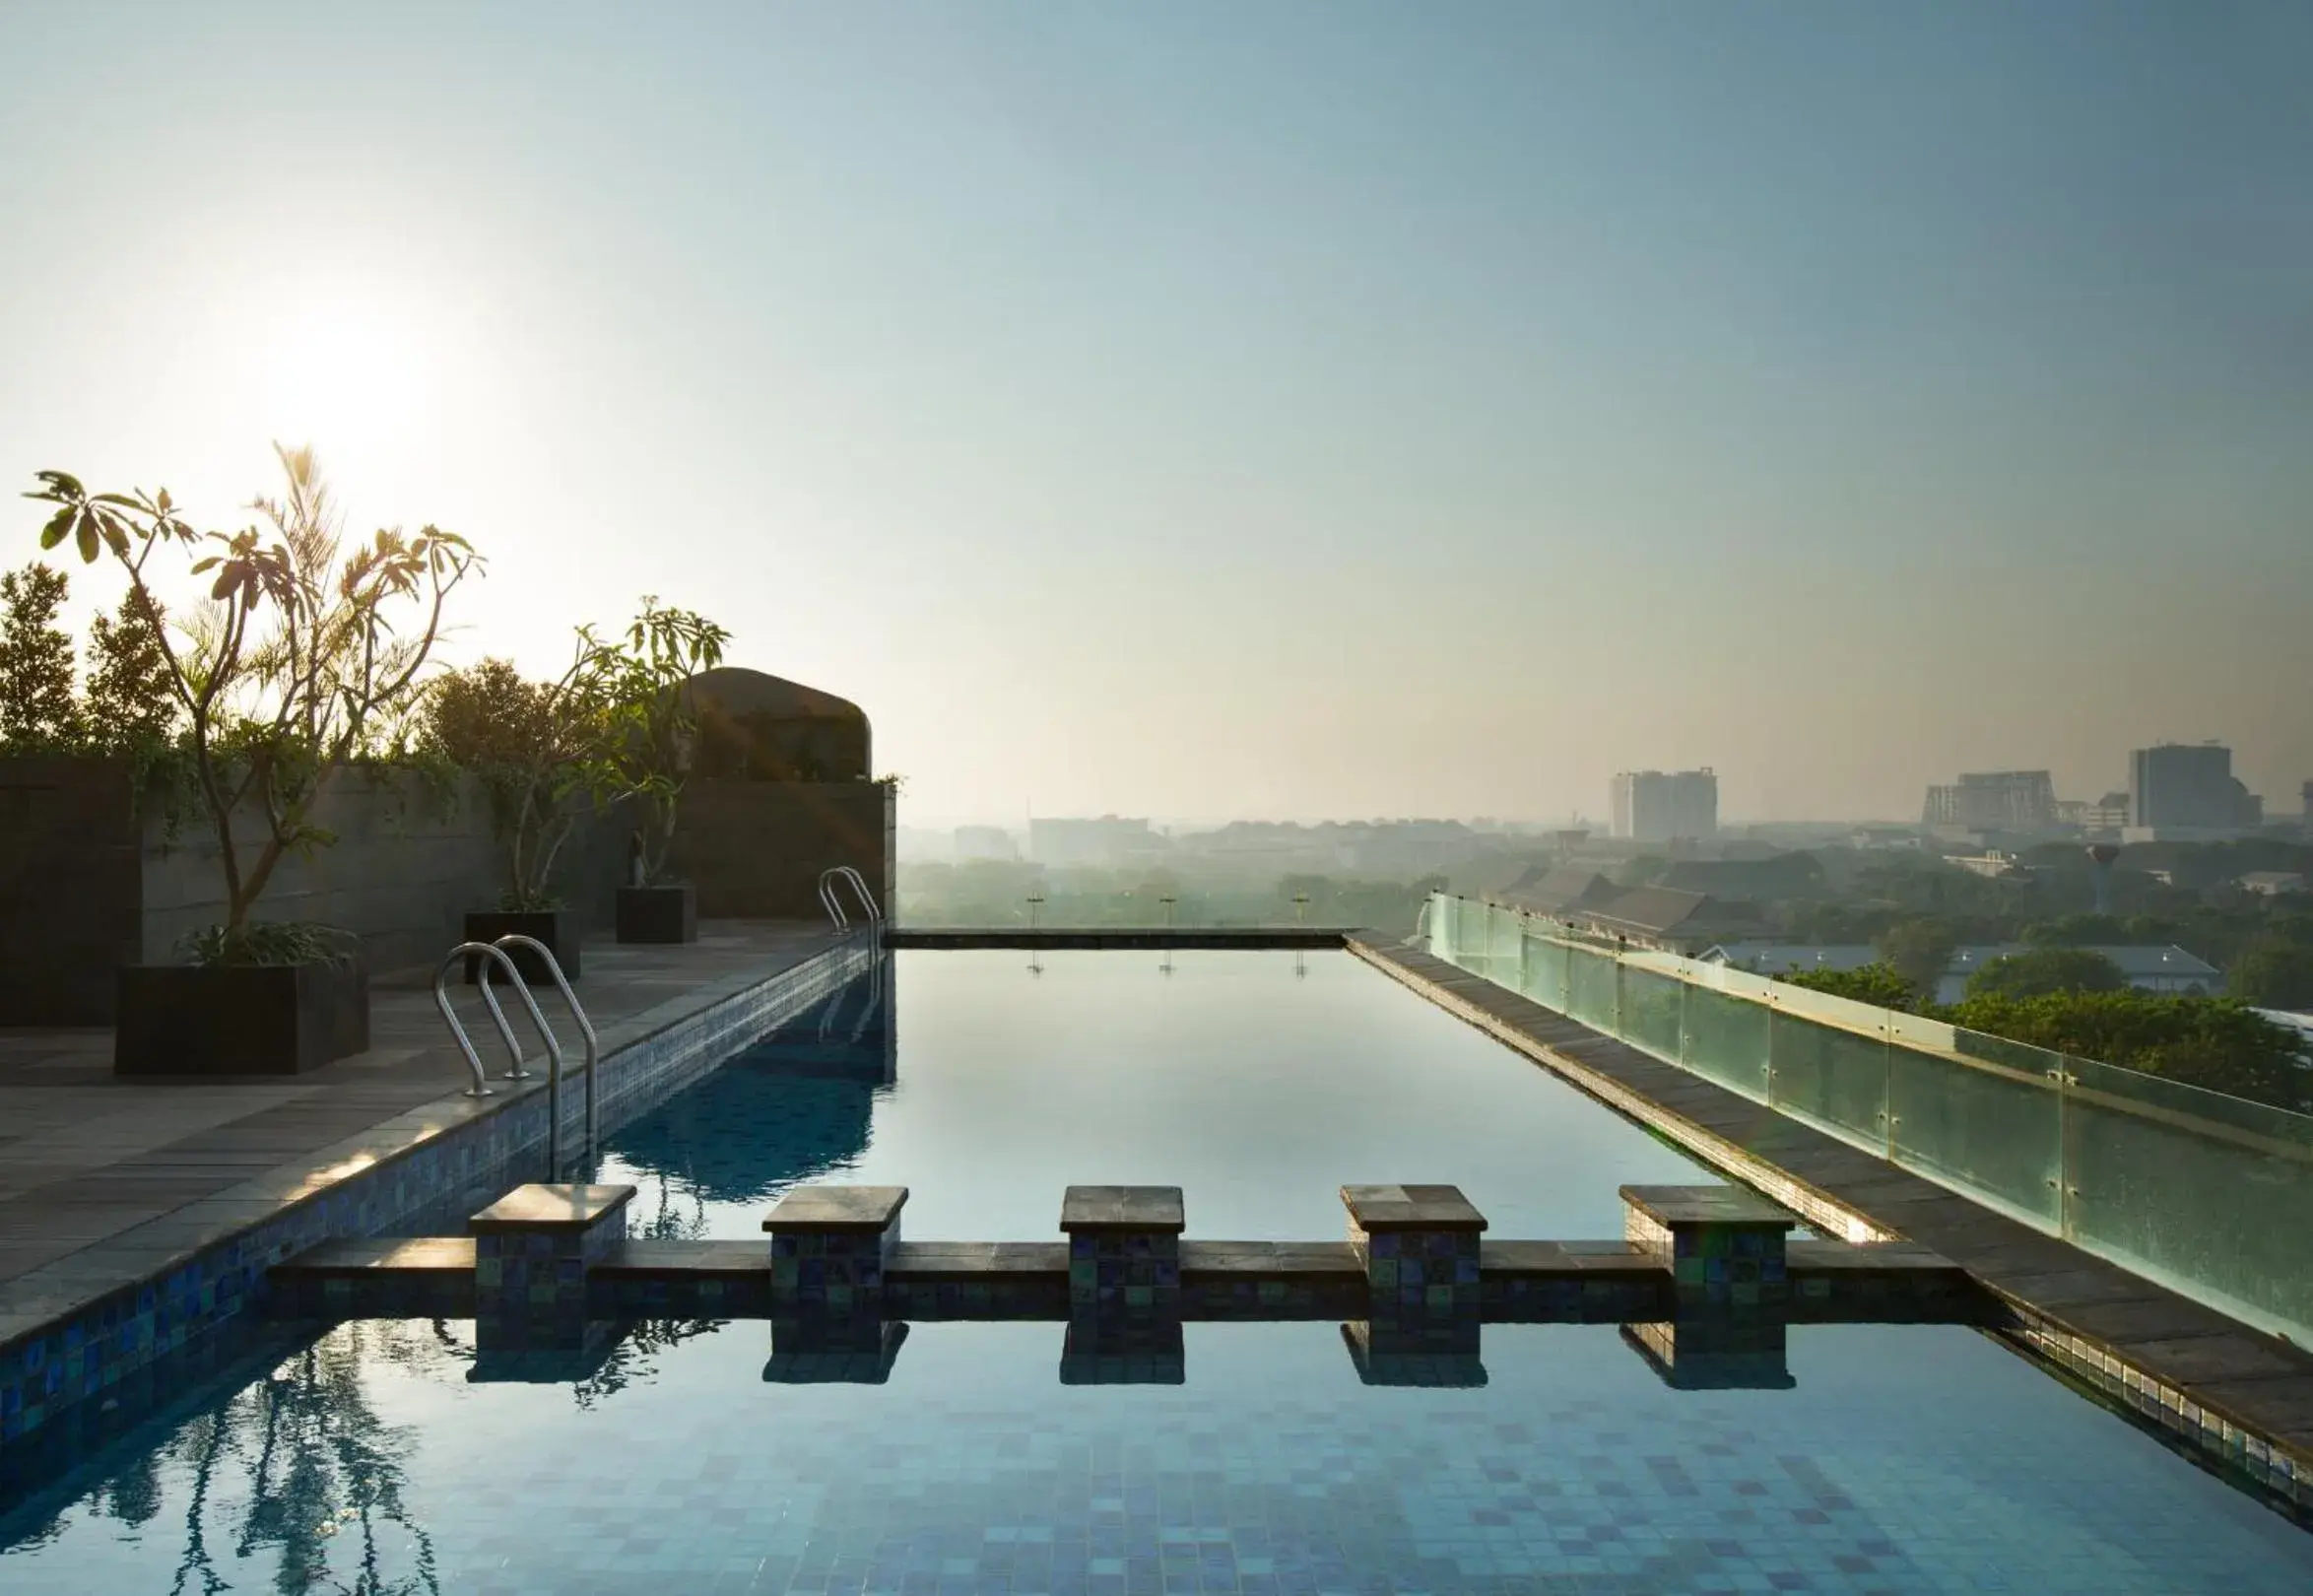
[1348,931,2313,1515]
[0,933,878,1448]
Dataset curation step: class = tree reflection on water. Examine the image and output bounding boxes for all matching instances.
[1,1309,735,1593]
[1,1319,454,1595]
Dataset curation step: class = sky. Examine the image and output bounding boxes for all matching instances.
[2,2,2308,829]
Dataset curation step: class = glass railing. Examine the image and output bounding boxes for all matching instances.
[1424,893,2313,1347]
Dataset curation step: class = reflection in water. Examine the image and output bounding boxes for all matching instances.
[602,962,895,1229]
[2,1321,456,1594]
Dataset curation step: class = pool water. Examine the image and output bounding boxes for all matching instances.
[7,1317,2309,1594]
[599,951,1715,1241]
[5,950,2310,1591]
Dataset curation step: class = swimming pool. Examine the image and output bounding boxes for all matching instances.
[596,951,1713,1242]
[4,950,2309,1592]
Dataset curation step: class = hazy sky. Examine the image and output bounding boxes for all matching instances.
[3,3,2308,827]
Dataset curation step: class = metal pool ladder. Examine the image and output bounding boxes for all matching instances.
[817,864,884,938]
[431,935,602,1180]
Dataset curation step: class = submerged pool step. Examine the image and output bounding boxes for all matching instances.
[268,1228,1981,1325]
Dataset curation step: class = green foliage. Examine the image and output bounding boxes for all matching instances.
[174,919,360,968]
[1777,962,1924,1010]
[1875,918,1959,995]
[1964,948,2129,1001]
[83,587,179,755]
[1947,990,2311,1112]
[2019,913,2135,947]
[27,448,482,952]
[593,597,731,885]
[2229,936,2313,1009]
[0,561,82,749]
[419,654,612,911]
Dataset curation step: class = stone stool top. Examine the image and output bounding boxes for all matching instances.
[1341,1184,1487,1232]
[469,1183,636,1234]
[1619,1185,1795,1229]
[762,1185,909,1232]
[1061,1186,1186,1233]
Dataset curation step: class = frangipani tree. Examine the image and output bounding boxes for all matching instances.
[28,445,481,963]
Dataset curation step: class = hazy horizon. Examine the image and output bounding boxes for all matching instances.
[4,3,2308,823]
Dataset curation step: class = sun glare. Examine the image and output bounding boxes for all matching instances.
[256,289,433,457]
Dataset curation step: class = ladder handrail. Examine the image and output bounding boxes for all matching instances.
[435,940,568,1180]
[835,864,882,924]
[432,942,528,1097]
[492,933,601,1165]
[817,871,850,931]
[821,865,882,933]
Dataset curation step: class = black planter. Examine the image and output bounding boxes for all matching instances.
[616,883,697,945]
[462,910,581,983]
[114,960,370,1077]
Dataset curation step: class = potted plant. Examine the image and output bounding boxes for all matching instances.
[600,597,729,944]
[28,447,481,1074]
[420,643,621,982]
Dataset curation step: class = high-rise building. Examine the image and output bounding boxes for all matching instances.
[1610,769,1717,843]
[2128,743,2260,833]
[1921,770,2057,833]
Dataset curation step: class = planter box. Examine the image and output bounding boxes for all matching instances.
[114,960,370,1077]
[463,910,582,984]
[616,883,697,945]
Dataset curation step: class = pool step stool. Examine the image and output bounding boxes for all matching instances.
[268,1180,1985,1387]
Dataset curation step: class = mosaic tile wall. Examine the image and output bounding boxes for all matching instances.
[0,940,875,1447]
[476,1211,628,1351]
[2009,1309,2310,1514]
[1624,1208,1790,1310]
[1485,1275,1669,1323]
[1068,1232,1181,1320]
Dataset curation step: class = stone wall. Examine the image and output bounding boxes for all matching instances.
[0,758,142,1025]
[671,778,895,921]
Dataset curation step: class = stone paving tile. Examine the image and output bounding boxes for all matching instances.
[0,922,837,1290]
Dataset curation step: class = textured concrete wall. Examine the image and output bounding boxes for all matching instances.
[670,779,895,922]
[0,758,634,1021]
[0,758,873,1023]
[0,758,142,1024]
[138,769,629,974]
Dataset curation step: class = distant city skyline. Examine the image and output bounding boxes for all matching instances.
[3,5,2308,822]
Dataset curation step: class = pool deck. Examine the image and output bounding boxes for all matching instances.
[1351,933,2313,1501]
[0,921,842,1322]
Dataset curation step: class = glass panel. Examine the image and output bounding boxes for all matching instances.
[1489,902,1522,987]
[1886,1033,2063,1229]
[1441,896,1471,968]
[1563,943,1621,1033]
[1767,1007,1887,1153]
[1619,966,1684,1063]
[2065,1054,2313,1347]
[1518,926,1569,1013]
[1680,981,1772,1100]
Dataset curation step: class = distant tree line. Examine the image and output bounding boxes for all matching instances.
[1781,943,2310,1113]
